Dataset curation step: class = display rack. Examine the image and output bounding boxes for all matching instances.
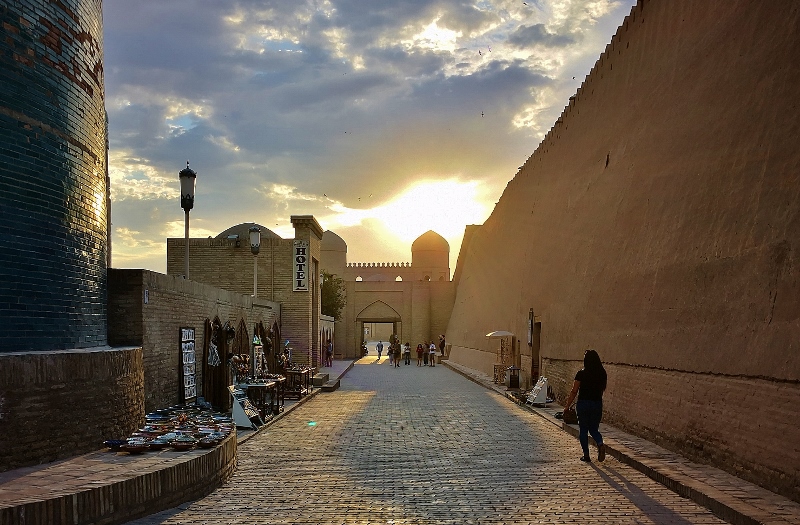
[228,385,264,430]
[283,368,312,399]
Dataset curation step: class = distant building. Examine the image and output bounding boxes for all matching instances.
[321,229,455,357]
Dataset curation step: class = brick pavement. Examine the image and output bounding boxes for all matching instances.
[125,357,734,524]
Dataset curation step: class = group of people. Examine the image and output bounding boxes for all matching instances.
[374,335,446,368]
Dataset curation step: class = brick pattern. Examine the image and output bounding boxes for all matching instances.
[0,347,143,472]
[108,269,279,413]
[166,222,323,370]
[123,361,728,525]
[0,431,237,525]
[544,357,800,502]
[0,0,108,352]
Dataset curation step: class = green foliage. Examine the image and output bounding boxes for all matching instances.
[321,271,346,320]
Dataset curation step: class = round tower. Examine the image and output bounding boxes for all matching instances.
[411,230,450,281]
[321,230,348,275]
[0,0,108,351]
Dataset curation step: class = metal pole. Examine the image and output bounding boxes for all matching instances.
[253,255,258,297]
[184,210,190,279]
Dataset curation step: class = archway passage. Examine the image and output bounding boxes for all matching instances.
[355,300,403,358]
[362,322,396,355]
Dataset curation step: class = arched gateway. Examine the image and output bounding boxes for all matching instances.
[321,231,455,359]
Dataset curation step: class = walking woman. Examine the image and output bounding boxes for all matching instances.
[416,343,424,366]
[563,349,607,463]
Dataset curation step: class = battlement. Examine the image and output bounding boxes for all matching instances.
[347,262,412,268]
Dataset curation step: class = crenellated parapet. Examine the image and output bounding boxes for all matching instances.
[347,262,411,268]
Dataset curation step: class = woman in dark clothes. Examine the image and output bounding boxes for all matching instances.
[564,349,607,462]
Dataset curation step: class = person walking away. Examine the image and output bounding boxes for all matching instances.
[394,342,401,367]
[404,342,411,365]
[326,341,333,367]
[428,341,436,366]
[388,341,394,365]
[563,349,607,462]
[416,343,424,366]
[422,342,428,366]
[438,335,446,359]
[376,340,383,360]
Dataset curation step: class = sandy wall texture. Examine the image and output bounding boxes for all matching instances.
[446,0,799,500]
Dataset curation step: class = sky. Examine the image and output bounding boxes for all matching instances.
[105,0,637,275]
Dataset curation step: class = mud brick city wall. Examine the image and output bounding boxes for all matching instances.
[446,0,800,500]
[0,0,108,352]
[0,347,143,472]
[109,269,279,413]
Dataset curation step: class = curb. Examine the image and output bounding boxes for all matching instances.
[239,360,357,445]
[442,361,771,525]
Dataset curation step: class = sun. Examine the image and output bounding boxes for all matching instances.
[376,179,490,243]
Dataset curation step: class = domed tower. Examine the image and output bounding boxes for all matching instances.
[321,230,348,276]
[0,0,108,351]
[411,230,450,281]
[216,223,282,242]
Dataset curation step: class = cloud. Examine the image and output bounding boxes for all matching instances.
[103,0,638,272]
[508,23,577,48]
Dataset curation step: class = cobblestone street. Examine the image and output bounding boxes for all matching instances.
[128,358,727,524]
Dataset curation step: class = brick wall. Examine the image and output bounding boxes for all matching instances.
[166,217,323,370]
[544,357,800,502]
[0,0,108,352]
[0,347,143,472]
[108,269,280,413]
[0,432,237,525]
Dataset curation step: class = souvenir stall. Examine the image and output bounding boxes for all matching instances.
[202,318,235,411]
[227,328,286,426]
[279,340,314,399]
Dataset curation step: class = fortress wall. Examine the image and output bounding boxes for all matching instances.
[446,0,799,499]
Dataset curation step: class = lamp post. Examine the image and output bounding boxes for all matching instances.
[249,226,261,297]
[179,161,196,279]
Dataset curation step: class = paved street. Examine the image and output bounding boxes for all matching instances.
[127,357,727,524]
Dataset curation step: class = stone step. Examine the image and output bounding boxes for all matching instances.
[312,373,329,386]
[321,379,340,392]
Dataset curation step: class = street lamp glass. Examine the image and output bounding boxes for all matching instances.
[179,163,197,211]
[249,226,261,255]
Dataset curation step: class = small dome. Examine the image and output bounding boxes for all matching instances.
[216,223,281,240]
[322,230,347,252]
[411,230,449,253]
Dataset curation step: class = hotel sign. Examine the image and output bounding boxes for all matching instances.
[293,240,309,291]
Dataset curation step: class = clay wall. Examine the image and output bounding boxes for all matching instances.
[446,0,799,500]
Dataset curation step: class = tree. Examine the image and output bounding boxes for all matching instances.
[321,271,346,320]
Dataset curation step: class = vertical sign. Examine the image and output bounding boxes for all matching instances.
[293,240,309,291]
[180,327,197,403]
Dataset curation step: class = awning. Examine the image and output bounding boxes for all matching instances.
[485,330,515,338]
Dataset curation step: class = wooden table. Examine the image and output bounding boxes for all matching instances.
[283,368,312,399]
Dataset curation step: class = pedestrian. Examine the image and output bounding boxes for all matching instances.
[404,342,411,365]
[422,342,428,366]
[563,349,607,463]
[394,342,401,367]
[417,343,424,366]
[376,340,383,360]
[438,335,446,359]
[388,341,394,365]
[428,341,436,366]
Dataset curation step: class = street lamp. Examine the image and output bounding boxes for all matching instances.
[179,161,196,279]
[249,226,261,297]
